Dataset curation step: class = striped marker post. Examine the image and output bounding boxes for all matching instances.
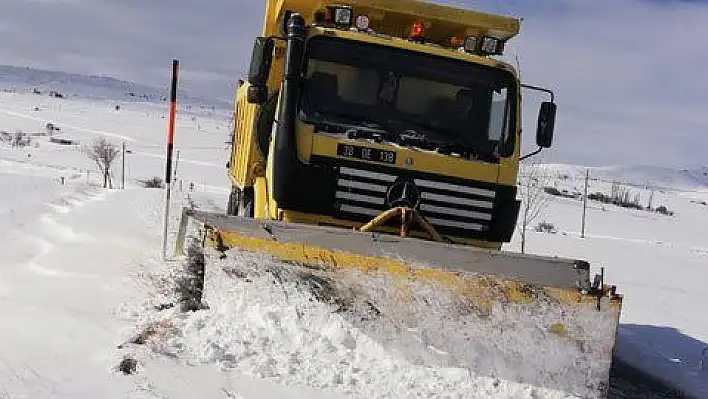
[162,59,179,260]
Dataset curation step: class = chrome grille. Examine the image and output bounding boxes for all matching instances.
[335,166,496,234]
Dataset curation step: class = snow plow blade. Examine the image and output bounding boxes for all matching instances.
[176,209,623,398]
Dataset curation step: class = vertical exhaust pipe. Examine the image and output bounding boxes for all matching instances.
[272,13,306,205]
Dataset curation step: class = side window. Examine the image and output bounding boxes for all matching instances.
[488,88,509,141]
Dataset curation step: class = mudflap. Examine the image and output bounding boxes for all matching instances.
[176,209,623,398]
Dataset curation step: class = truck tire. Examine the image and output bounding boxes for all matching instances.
[255,91,279,158]
[227,187,240,216]
[227,187,255,218]
[238,187,254,218]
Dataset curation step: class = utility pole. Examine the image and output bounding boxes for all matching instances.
[581,168,589,238]
[648,189,655,210]
[121,142,126,189]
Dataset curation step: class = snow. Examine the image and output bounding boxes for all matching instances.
[0,65,231,109]
[536,163,708,191]
[151,257,570,398]
[148,248,609,398]
[1,73,707,398]
[513,163,708,397]
[0,184,153,397]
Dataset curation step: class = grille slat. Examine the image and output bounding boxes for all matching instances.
[420,192,494,210]
[338,179,388,193]
[335,191,384,206]
[339,167,397,182]
[419,203,493,221]
[415,179,496,198]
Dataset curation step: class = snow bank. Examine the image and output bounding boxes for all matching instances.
[131,244,608,399]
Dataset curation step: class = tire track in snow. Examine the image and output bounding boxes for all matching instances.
[0,356,55,398]
[559,230,708,256]
[0,185,119,397]
[0,108,136,142]
[9,186,109,278]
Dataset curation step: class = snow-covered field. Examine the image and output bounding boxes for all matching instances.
[1,77,707,398]
[512,164,708,397]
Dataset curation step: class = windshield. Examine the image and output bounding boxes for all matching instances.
[298,36,517,160]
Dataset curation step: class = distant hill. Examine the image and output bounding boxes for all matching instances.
[0,65,232,110]
[535,163,708,191]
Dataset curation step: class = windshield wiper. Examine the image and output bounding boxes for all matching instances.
[346,127,399,144]
[387,119,499,162]
[447,142,499,162]
[304,111,401,144]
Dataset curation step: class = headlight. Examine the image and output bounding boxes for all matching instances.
[464,36,478,53]
[329,6,353,28]
[480,36,504,55]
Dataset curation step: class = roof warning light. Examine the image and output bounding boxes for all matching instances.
[409,21,425,43]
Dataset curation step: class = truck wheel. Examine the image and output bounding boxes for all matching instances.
[255,92,279,158]
[238,187,254,218]
[227,187,240,216]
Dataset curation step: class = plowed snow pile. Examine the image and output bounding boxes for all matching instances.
[129,241,584,399]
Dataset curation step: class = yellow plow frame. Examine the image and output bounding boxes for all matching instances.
[174,208,623,397]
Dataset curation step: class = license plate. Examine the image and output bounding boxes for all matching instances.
[336,143,397,165]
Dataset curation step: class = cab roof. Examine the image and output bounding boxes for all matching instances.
[263,0,521,45]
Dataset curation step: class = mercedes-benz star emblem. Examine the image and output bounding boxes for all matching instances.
[386,179,421,209]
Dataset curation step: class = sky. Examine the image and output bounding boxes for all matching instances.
[1,0,706,168]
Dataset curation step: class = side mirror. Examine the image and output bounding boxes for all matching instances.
[247,86,268,104]
[280,10,294,36]
[247,37,274,104]
[536,101,556,148]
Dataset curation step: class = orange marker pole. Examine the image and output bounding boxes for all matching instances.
[162,59,179,260]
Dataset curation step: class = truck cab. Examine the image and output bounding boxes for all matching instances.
[228,0,556,250]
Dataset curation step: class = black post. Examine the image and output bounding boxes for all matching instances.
[173,150,180,183]
[165,60,179,185]
[121,142,126,189]
[581,168,589,238]
[162,59,179,259]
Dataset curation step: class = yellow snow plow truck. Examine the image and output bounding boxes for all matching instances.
[176,0,623,396]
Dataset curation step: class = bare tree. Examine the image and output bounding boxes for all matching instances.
[11,130,29,148]
[85,137,120,188]
[517,162,552,254]
[45,122,56,137]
